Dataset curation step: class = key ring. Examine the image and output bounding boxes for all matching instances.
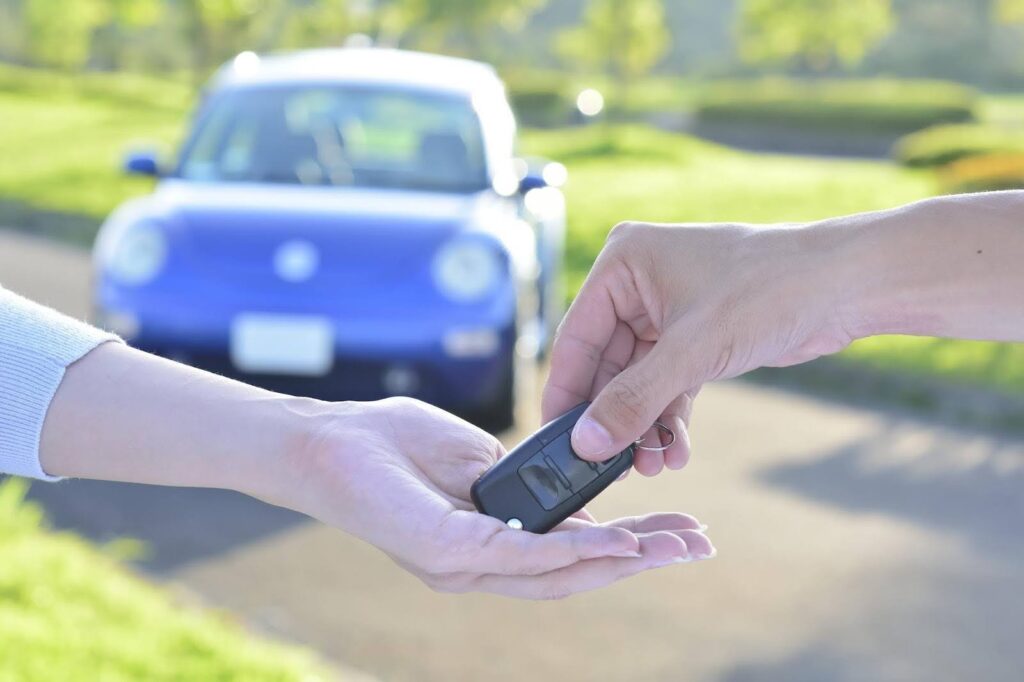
[633,421,676,452]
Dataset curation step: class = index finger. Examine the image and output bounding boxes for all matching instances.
[542,277,618,422]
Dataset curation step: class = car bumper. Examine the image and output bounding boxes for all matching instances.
[95,304,517,410]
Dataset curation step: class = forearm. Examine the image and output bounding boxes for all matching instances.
[39,342,317,505]
[814,191,1024,342]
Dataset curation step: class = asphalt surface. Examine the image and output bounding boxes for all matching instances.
[3,229,1024,682]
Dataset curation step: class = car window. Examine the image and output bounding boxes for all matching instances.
[178,85,489,193]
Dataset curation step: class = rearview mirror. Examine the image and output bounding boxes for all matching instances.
[123,150,161,177]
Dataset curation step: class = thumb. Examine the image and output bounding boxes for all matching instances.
[571,341,683,461]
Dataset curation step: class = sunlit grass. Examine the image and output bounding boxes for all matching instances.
[0,479,330,681]
[840,336,1024,394]
[0,64,187,240]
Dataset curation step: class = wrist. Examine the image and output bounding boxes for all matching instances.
[801,198,946,341]
[250,397,367,523]
[235,396,344,507]
[744,222,858,349]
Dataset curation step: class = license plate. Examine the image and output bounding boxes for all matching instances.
[230,314,333,377]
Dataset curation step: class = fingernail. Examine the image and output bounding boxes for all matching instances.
[611,550,643,558]
[698,524,709,533]
[573,417,613,458]
[653,555,691,568]
[693,547,717,561]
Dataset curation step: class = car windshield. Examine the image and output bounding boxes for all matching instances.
[177,85,489,193]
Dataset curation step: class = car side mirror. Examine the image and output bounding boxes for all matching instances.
[518,173,547,193]
[123,150,161,177]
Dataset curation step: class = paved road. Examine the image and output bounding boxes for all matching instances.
[4,229,1024,682]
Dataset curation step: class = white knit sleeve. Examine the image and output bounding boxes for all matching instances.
[0,287,122,480]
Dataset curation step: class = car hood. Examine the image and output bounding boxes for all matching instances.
[127,181,524,294]
[150,180,500,228]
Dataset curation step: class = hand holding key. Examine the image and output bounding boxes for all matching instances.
[299,397,714,599]
[543,220,857,476]
[473,402,676,534]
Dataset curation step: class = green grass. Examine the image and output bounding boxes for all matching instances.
[0,64,187,244]
[839,336,1024,395]
[0,479,330,681]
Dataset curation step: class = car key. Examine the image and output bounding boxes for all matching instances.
[472,402,673,534]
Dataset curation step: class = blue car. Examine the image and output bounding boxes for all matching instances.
[93,48,567,429]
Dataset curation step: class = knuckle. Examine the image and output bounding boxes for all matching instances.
[607,221,643,244]
[380,395,422,414]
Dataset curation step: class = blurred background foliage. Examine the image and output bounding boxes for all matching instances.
[1,0,1024,85]
[1,0,1024,396]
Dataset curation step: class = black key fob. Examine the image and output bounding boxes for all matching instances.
[471,402,634,534]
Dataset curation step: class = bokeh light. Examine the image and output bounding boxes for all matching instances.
[232,51,260,72]
[576,88,604,117]
[541,161,568,188]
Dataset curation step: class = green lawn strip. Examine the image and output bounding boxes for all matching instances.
[0,479,332,682]
[0,64,187,241]
[840,335,1024,395]
[0,90,182,220]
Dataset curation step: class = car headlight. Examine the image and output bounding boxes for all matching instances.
[432,238,504,302]
[105,223,168,285]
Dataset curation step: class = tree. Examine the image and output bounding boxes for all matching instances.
[264,1,357,53]
[738,0,894,72]
[91,0,163,70]
[556,0,670,111]
[997,0,1024,23]
[395,0,548,58]
[180,0,288,85]
[23,0,106,70]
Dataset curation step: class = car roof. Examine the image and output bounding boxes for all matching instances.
[211,48,504,98]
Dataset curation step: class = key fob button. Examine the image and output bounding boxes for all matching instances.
[544,455,573,489]
[543,432,601,492]
[518,451,573,510]
[472,401,637,534]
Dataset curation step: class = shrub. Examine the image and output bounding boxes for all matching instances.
[940,153,1024,194]
[504,72,573,128]
[694,78,977,134]
[893,123,1024,167]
